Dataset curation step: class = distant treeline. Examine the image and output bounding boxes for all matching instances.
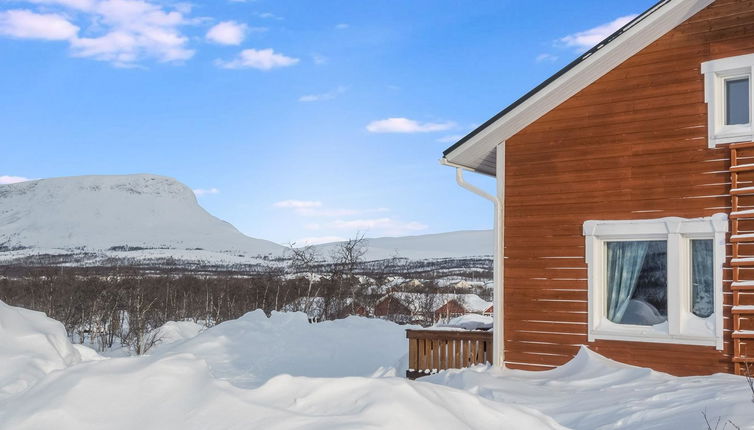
[0,238,492,354]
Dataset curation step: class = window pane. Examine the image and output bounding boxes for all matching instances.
[691,239,714,318]
[606,241,667,326]
[726,77,750,125]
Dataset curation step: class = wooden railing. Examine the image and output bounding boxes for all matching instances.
[405,329,493,379]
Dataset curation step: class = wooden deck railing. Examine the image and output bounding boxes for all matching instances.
[405,329,493,379]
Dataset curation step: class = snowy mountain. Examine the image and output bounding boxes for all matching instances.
[0,174,491,267]
[315,230,493,261]
[0,174,285,257]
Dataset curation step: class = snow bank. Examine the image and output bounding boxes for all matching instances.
[0,352,564,430]
[153,310,413,387]
[425,347,754,429]
[0,301,81,399]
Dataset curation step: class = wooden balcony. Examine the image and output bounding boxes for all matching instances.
[405,329,493,379]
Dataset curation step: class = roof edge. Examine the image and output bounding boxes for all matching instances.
[442,0,671,158]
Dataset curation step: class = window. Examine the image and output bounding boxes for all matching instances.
[726,77,750,126]
[702,53,754,147]
[583,215,727,349]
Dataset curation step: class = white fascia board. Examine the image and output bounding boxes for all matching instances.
[445,0,714,171]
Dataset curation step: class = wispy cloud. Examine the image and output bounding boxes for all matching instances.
[0,175,33,184]
[193,187,220,196]
[334,23,349,30]
[330,217,428,235]
[535,53,558,63]
[216,48,299,70]
[558,14,637,52]
[366,117,456,133]
[206,20,247,45]
[256,12,282,20]
[436,134,464,143]
[275,200,389,218]
[298,86,347,102]
[274,200,322,209]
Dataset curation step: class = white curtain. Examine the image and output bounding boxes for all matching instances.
[691,239,713,318]
[606,241,649,323]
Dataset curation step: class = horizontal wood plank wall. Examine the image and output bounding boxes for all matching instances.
[503,0,754,376]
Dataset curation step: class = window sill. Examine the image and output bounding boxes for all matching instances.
[590,319,717,347]
[709,131,753,147]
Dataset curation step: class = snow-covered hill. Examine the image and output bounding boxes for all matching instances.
[315,230,493,261]
[0,174,492,267]
[0,174,284,257]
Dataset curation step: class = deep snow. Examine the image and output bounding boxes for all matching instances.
[1,300,753,429]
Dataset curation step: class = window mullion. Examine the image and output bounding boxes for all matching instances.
[667,233,683,336]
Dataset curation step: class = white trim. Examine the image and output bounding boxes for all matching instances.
[439,144,506,367]
[583,214,726,349]
[445,0,714,174]
[702,53,754,147]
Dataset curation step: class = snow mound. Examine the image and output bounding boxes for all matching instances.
[0,301,81,399]
[438,313,493,331]
[0,174,284,256]
[150,320,205,350]
[153,310,414,387]
[425,346,754,429]
[0,352,565,430]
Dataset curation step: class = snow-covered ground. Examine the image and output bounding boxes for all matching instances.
[1,300,753,429]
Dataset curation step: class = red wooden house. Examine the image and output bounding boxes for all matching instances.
[441,0,754,376]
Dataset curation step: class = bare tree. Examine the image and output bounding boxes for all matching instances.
[288,242,322,316]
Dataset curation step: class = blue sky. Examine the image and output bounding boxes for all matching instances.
[0,0,655,245]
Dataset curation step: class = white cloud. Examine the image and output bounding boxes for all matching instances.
[193,187,220,196]
[535,53,558,63]
[1,0,196,66]
[331,218,428,234]
[334,23,349,30]
[366,117,456,133]
[298,86,347,103]
[216,48,299,70]
[206,20,246,45]
[294,236,347,246]
[559,14,638,51]
[273,200,322,209]
[0,175,33,184]
[0,9,79,40]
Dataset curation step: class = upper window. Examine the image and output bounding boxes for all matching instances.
[702,54,754,147]
[583,215,727,349]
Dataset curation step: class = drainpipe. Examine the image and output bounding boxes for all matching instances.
[440,143,505,367]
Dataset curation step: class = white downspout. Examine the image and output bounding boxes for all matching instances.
[440,143,505,367]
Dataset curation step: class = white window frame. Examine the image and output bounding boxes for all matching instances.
[583,215,727,349]
[702,53,754,147]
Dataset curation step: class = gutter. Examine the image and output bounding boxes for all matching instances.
[440,143,505,367]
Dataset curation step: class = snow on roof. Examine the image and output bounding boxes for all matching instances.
[378,293,492,314]
[448,294,492,313]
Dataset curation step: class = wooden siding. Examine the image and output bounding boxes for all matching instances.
[503,0,754,376]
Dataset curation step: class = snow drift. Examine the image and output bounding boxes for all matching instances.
[425,347,754,429]
[0,174,284,256]
[151,310,413,387]
[0,302,564,430]
[0,301,81,400]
